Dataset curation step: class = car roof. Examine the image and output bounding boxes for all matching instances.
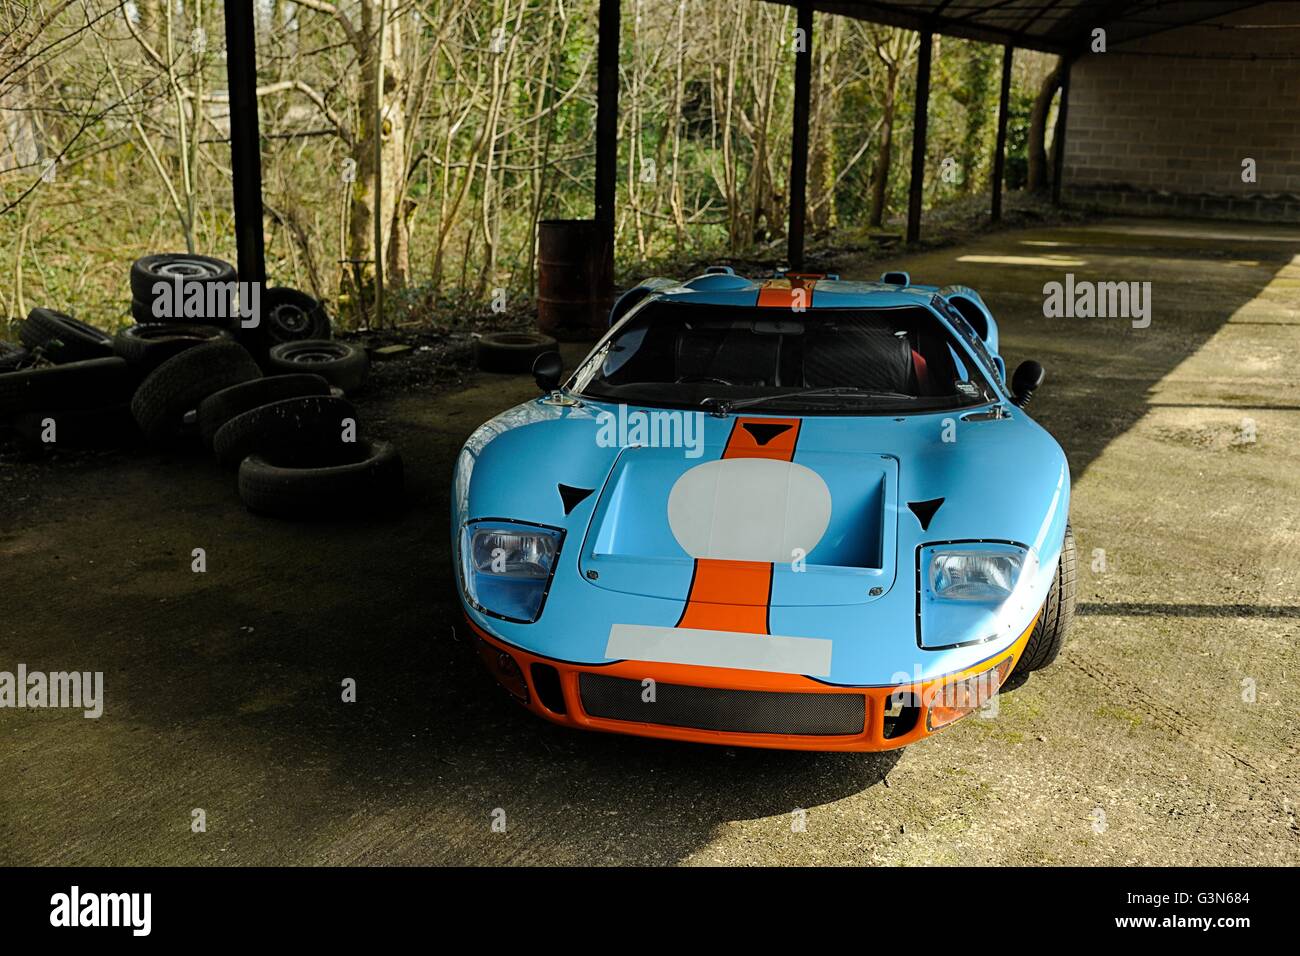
[641,271,946,309]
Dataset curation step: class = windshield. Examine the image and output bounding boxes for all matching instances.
[569,301,1000,413]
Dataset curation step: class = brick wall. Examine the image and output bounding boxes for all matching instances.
[1063,2,1300,221]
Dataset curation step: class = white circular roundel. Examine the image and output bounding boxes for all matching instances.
[667,457,832,562]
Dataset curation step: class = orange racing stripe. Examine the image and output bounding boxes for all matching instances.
[674,417,803,634]
[756,273,823,309]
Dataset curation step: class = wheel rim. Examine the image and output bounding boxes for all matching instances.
[270,304,310,334]
[155,258,224,279]
[282,345,344,364]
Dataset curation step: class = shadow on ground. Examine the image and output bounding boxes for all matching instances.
[2,217,1297,864]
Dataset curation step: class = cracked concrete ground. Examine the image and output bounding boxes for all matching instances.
[1,217,1296,865]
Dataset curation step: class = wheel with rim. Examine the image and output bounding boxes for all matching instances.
[1007,525,1076,684]
[19,308,114,363]
[130,253,237,325]
[258,287,332,345]
[266,340,368,394]
[474,331,558,374]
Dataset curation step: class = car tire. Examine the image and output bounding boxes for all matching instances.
[1010,525,1076,681]
[259,287,332,345]
[238,440,404,519]
[129,253,238,325]
[474,331,558,374]
[11,404,139,449]
[212,394,361,469]
[0,341,29,372]
[113,323,231,373]
[0,357,134,415]
[197,373,331,448]
[265,340,368,394]
[130,340,262,444]
[18,308,115,363]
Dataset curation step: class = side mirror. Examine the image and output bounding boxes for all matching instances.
[1011,360,1044,408]
[532,351,564,393]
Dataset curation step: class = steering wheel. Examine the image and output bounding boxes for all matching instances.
[676,375,735,385]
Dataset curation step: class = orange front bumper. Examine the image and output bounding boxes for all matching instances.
[465,615,1037,752]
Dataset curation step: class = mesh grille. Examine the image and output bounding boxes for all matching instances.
[579,674,865,736]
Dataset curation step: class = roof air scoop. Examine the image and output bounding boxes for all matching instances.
[881,271,910,286]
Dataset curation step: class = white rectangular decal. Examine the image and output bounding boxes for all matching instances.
[606,624,832,677]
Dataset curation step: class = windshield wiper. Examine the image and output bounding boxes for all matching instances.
[701,386,915,415]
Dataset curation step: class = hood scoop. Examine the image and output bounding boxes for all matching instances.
[908,497,944,531]
[580,446,898,606]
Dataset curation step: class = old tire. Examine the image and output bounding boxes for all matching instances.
[238,440,404,519]
[197,373,331,448]
[11,404,139,449]
[19,308,115,363]
[130,340,262,444]
[259,287,331,345]
[0,357,134,415]
[113,323,231,373]
[1009,526,1077,682]
[266,340,368,394]
[474,331,558,374]
[212,394,361,469]
[0,341,29,372]
[130,253,237,325]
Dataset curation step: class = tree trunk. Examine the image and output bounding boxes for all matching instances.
[348,1,407,301]
[869,64,897,228]
[1028,64,1061,194]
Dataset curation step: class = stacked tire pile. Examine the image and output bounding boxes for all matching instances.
[0,253,402,520]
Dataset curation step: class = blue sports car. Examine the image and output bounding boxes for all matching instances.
[453,269,1074,751]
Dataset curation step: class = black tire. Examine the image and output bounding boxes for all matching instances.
[113,323,231,373]
[266,340,368,394]
[19,307,115,362]
[238,440,404,519]
[258,287,332,345]
[130,253,237,325]
[474,331,558,374]
[197,373,331,448]
[212,395,361,469]
[0,341,29,372]
[11,404,139,449]
[130,340,262,444]
[0,357,134,415]
[1009,526,1077,681]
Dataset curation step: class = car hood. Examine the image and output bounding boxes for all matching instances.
[453,396,1070,682]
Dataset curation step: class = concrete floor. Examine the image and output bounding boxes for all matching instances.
[1,217,1297,865]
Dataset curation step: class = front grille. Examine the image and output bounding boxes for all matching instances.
[578,673,865,736]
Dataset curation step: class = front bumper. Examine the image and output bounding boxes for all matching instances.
[465,615,1037,752]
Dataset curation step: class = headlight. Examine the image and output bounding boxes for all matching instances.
[919,542,1037,649]
[460,520,563,623]
[929,548,1026,601]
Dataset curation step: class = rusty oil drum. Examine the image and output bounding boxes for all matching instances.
[537,219,614,340]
